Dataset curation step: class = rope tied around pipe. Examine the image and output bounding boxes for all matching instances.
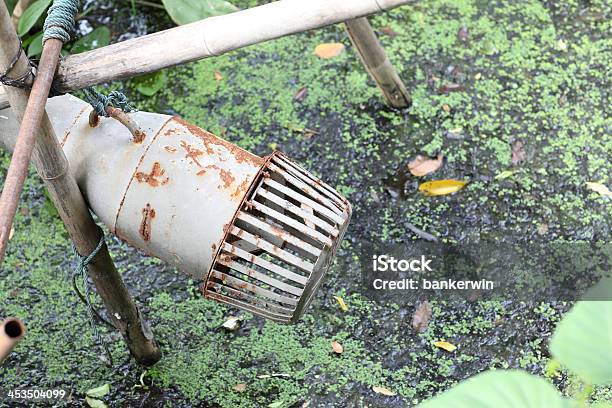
[71,230,114,367]
[83,88,135,117]
[42,0,80,44]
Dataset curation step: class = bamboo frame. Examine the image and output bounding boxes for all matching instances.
[0,3,161,365]
[52,0,414,93]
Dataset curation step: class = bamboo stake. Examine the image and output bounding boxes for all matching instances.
[0,37,63,259]
[0,3,161,366]
[345,17,410,108]
[53,0,414,93]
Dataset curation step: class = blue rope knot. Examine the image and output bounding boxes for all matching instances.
[83,89,135,117]
[43,0,80,44]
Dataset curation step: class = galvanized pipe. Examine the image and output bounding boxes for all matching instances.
[0,317,25,364]
[53,0,415,93]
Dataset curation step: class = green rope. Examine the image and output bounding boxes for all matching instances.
[40,0,136,116]
[71,230,114,367]
[82,88,135,117]
[43,0,80,44]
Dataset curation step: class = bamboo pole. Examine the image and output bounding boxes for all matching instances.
[53,0,414,93]
[345,17,410,108]
[0,37,64,260]
[0,4,161,366]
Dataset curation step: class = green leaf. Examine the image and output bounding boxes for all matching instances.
[268,401,285,408]
[550,278,612,385]
[161,0,238,25]
[133,71,167,96]
[27,31,44,58]
[17,0,51,36]
[418,370,568,408]
[86,383,110,398]
[85,397,108,408]
[71,27,111,54]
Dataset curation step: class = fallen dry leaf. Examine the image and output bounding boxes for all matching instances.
[418,180,467,196]
[294,86,308,102]
[537,223,549,235]
[9,226,14,241]
[442,104,450,112]
[408,153,444,177]
[379,26,398,37]
[222,316,242,331]
[331,341,344,354]
[511,140,527,165]
[586,182,612,197]
[233,383,247,392]
[412,301,432,332]
[433,340,457,352]
[314,43,345,59]
[372,386,396,396]
[438,83,465,94]
[214,71,223,81]
[333,295,348,312]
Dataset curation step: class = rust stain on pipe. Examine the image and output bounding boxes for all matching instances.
[113,116,173,233]
[139,203,156,241]
[135,162,170,187]
[173,117,263,166]
[0,318,25,364]
[179,140,204,167]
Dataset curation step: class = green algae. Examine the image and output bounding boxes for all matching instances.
[1,0,611,406]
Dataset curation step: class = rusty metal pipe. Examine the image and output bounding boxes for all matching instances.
[0,38,63,261]
[0,317,25,364]
[2,95,352,323]
[89,107,146,143]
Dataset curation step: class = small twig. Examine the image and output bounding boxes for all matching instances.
[406,222,438,242]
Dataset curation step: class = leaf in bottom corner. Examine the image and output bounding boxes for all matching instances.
[86,384,110,398]
[85,397,108,408]
[372,386,396,396]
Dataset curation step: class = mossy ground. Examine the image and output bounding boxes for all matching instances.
[1,0,610,406]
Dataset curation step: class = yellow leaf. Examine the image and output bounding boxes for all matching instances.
[586,182,612,197]
[214,71,223,81]
[9,226,14,241]
[372,386,396,396]
[408,153,444,177]
[314,43,345,59]
[433,340,457,352]
[419,180,467,196]
[333,295,348,312]
[331,341,344,354]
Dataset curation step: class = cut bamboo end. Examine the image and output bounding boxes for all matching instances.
[0,317,25,363]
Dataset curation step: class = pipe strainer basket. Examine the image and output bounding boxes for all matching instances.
[203,152,352,323]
